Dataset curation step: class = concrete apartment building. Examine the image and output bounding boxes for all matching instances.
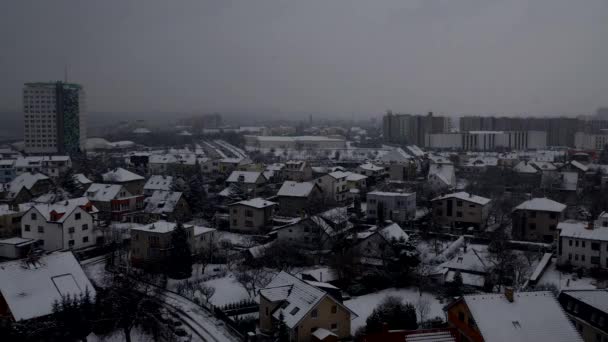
[23,82,86,154]
[366,191,416,224]
[383,111,450,147]
[559,290,608,342]
[13,156,72,178]
[574,131,608,150]
[512,198,566,243]
[558,221,608,269]
[316,171,349,204]
[21,197,98,251]
[228,198,276,234]
[425,131,547,151]
[259,271,356,342]
[431,192,491,230]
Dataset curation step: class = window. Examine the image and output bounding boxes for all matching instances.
[311,309,318,318]
[83,236,89,243]
[458,311,465,322]
[529,223,536,230]
[456,211,463,218]
[529,211,536,218]
[68,227,75,234]
[245,210,253,217]
[290,307,300,315]
[576,240,579,247]
[592,256,600,264]
[331,305,337,314]
[569,253,572,261]
[232,219,237,226]
[265,307,269,316]
[82,224,88,231]
[549,225,556,231]
[569,240,573,246]
[549,213,557,219]
[457,200,463,207]
[31,213,37,220]
[245,221,253,227]
[68,240,74,247]
[75,213,81,220]
[331,323,338,331]
[24,225,30,232]
[592,243,600,251]
[582,255,586,262]
[38,226,44,233]
[575,254,579,261]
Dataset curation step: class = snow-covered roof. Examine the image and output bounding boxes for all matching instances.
[378,223,409,242]
[405,145,425,157]
[443,248,489,274]
[446,270,485,288]
[144,175,174,192]
[404,330,456,342]
[277,181,317,198]
[358,163,384,171]
[102,168,144,183]
[260,271,355,329]
[530,160,557,171]
[85,183,129,202]
[73,173,92,185]
[428,163,456,187]
[226,171,264,184]
[327,171,349,180]
[230,197,277,209]
[131,220,193,234]
[132,128,151,134]
[559,221,608,241]
[312,328,337,340]
[569,160,589,172]
[563,290,608,314]
[513,161,538,174]
[367,191,414,198]
[0,252,96,321]
[194,226,216,236]
[459,291,583,342]
[344,172,367,182]
[6,172,49,196]
[380,148,412,163]
[27,197,98,223]
[514,198,566,213]
[144,190,183,214]
[432,192,491,206]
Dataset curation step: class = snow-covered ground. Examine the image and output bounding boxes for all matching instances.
[536,259,598,290]
[204,274,252,306]
[344,287,445,334]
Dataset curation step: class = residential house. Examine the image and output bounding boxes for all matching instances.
[344,172,368,191]
[446,290,583,342]
[0,252,96,322]
[85,183,145,222]
[21,197,98,251]
[13,156,72,178]
[356,163,385,178]
[228,198,276,234]
[366,191,416,224]
[220,157,253,174]
[428,163,456,192]
[72,173,93,190]
[431,192,491,230]
[0,204,22,238]
[1,172,53,204]
[512,197,566,243]
[0,160,16,184]
[225,171,268,198]
[143,190,191,223]
[0,237,37,259]
[148,154,207,175]
[359,328,458,342]
[102,167,146,195]
[276,181,324,217]
[258,271,356,342]
[316,171,349,204]
[558,220,608,269]
[143,175,174,196]
[130,221,194,266]
[192,226,217,255]
[354,223,409,264]
[559,290,608,342]
[439,247,490,289]
[284,160,313,182]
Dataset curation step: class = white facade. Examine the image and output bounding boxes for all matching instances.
[316,172,349,203]
[426,131,547,151]
[574,132,608,150]
[245,135,346,149]
[425,133,462,149]
[558,221,608,269]
[21,205,96,251]
[366,191,416,223]
[23,82,86,154]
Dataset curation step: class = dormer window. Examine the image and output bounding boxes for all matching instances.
[290,307,300,315]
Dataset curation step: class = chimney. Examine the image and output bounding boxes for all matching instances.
[587,222,594,230]
[505,287,514,303]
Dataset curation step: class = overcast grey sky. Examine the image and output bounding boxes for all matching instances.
[1,0,607,117]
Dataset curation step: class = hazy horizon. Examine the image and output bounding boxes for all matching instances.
[1,0,607,117]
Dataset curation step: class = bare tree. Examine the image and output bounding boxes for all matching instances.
[415,296,431,328]
[198,283,216,304]
[234,265,272,298]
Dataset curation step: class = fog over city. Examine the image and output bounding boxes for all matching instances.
[1,0,608,116]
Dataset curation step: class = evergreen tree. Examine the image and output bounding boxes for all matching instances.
[167,222,193,279]
[60,168,80,197]
[365,296,418,333]
[446,271,464,297]
[185,160,207,215]
[51,289,95,341]
[277,311,289,342]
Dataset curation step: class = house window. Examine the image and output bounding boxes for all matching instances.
[83,236,89,243]
[31,213,37,220]
[575,254,579,261]
[458,312,465,322]
[68,227,75,234]
[331,323,338,331]
[24,225,30,231]
[529,211,536,218]
[549,213,557,219]
[82,224,89,231]
[582,255,586,262]
[549,225,556,231]
[245,210,253,217]
[232,220,237,226]
[582,241,586,248]
[592,256,600,264]
[576,241,579,247]
[569,240,572,246]
[75,213,81,220]
[592,243,600,251]
[529,223,536,230]
[456,212,463,218]
[38,226,44,233]
[68,240,74,247]
[245,221,253,227]
[290,307,300,315]
[457,201,463,207]
[311,309,318,318]
[331,305,337,314]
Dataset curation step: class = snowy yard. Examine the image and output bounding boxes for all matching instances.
[345,287,445,334]
[536,259,598,290]
[204,274,252,306]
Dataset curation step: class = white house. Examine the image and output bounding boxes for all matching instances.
[316,171,349,204]
[366,191,416,223]
[558,220,608,269]
[21,197,99,251]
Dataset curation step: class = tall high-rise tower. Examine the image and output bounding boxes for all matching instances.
[23,81,86,154]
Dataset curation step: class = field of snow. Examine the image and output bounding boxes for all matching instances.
[536,260,598,290]
[204,274,251,306]
[344,287,445,334]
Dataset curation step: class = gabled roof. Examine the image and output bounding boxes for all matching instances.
[457,291,582,342]
[73,173,92,185]
[358,163,384,172]
[0,252,96,321]
[226,171,265,184]
[28,197,98,223]
[6,172,49,197]
[144,190,184,214]
[380,148,412,163]
[562,290,608,314]
[144,175,174,192]
[428,163,455,187]
[326,171,349,180]
[514,198,566,213]
[85,183,130,202]
[102,168,144,183]
[277,181,317,198]
[431,192,491,206]
[131,220,193,234]
[558,221,608,241]
[513,161,538,174]
[377,223,409,242]
[259,271,356,329]
[344,172,367,182]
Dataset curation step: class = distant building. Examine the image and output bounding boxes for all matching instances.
[512,198,566,243]
[143,175,174,196]
[225,171,268,198]
[383,111,450,147]
[425,131,547,151]
[446,290,583,342]
[228,198,276,234]
[13,156,72,178]
[245,136,346,150]
[574,131,608,150]
[366,191,416,223]
[23,82,86,154]
[142,190,191,223]
[283,160,313,182]
[431,192,491,230]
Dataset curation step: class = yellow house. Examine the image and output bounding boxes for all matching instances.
[259,271,356,342]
